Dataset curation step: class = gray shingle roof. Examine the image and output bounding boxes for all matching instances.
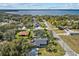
[32,38,48,46]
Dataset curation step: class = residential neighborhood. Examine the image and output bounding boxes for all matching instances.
[0,11,79,56]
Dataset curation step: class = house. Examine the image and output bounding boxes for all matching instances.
[70,31,79,35]
[22,26,26,30]
[35,23,40,28]
[18,31,29,36]
[58,26,64,30]
[65,28,79,35]
[32,17,35,22]
[32,38,48,47]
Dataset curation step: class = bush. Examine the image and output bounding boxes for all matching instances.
[53,48,57,53]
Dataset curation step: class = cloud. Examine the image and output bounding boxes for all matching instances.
[0,3,79,9]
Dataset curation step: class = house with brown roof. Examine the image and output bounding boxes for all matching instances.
[18,31,29,36]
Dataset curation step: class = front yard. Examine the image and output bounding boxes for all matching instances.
[38,42,65,56]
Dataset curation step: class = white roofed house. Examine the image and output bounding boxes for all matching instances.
[17,23,26,30]
[65,28,79,35]
[70,31,79,35]
[22,26,26,30]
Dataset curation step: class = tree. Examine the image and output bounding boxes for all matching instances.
[3,30,16,41]
[0,32,3,40]
[0,39,34,56]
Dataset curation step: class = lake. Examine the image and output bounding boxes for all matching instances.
[5,9,79,15]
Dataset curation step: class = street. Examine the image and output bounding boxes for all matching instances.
[43,19,78,56]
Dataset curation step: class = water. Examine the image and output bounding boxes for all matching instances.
[5,9,79,16]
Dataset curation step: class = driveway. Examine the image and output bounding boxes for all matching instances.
[29,48,39,56]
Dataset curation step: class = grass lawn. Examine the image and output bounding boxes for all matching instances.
[38,44,65,56]
[52,28,65,34]
[59,35,79,53]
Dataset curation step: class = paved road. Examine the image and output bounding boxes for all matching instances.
[53,31,78,56]
[43,19,78,56]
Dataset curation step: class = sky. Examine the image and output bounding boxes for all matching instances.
[0,3,79,9]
